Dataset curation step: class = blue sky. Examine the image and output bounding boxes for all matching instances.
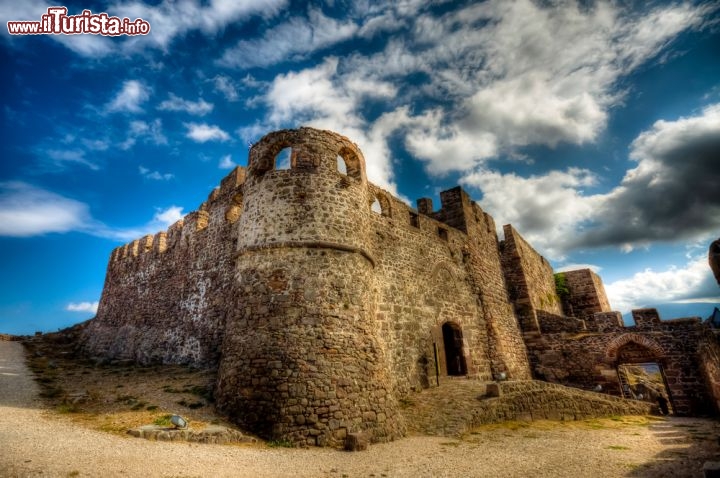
[1,0,719,335]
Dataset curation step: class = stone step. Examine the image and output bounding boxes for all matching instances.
[400,379,656,437]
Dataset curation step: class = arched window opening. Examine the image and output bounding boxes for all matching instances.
[337,146,362,180]
[370,191,391,218]
[336,155,348,175]
[275,147,292,170]
[442,322,467,376]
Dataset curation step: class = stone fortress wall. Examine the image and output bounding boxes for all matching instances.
[82,127,719,446]
[500,229,719,415]
[84,128,532,446]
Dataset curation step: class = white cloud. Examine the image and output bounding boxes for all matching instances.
[185,123,231,143]
[463,167,600,259]
[152,205,184,226]
[139,166,173,181]
[0,182,91,237]
[219,154,236,169]
[158,93,213,115]
[66,301,99,314]
[107,80,150,113]
[605,256,720,314]
[121,119,167,150]
[91,205,186,242]
[44,149,99,171]
[241,1,711,192]
[0,182,187,242]
[115,0,288,52]
[385,0,707,173]
[219,7,358,68]
[213,75,239,101]
[244,57,401,192]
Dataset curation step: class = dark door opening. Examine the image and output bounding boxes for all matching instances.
[442,322,467,376]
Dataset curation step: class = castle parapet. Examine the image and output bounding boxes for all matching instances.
[592,311,624,333]
[632,308,662,328]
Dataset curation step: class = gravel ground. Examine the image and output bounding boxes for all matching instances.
[2,340,719,478]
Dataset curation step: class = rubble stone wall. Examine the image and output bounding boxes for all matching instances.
[82,167,245,366]
[561,269,612,321]
[523,310,710,415]
[84,128,531,446]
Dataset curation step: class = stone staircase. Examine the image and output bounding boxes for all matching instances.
[400,379,656,437]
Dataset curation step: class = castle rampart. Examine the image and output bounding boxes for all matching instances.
[82,127,717,446]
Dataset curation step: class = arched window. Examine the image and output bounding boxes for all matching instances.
[275,147,292,170]
[336,155,348,175]
[337,146,362,180]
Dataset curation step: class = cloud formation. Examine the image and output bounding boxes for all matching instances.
[574,103,720,250]
[185,123,231,143]
[158,93,213,116]
[66,301,99,314]
[219,8,358,68]
[605,256,719,313]
[107,80,150,113]
[0,182,92,237]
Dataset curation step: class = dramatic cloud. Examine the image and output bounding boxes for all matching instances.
[0,182,91,237]
[185,123,231,143]
[573,103,720,250]
[219,8,358,68]
[158,93,213,116]
[242,1,711,190]
[464,168,601,259]
[106,80,150,113]
[605,256,719,313]
[66,301,99,314]
[398,0,709,173]
[461,102,720,258]
[242,57,400,191]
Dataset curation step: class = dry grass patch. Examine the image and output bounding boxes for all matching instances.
[22,331,234,436]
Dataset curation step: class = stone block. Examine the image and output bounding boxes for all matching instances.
[344,432,369,451]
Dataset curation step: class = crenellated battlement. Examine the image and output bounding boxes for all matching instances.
[109,166,246,267]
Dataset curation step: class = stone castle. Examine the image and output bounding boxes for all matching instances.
[82,127,720,446]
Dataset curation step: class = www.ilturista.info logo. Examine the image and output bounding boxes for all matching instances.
[7,7,150,36]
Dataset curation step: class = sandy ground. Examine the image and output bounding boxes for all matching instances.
[2,340,720,478]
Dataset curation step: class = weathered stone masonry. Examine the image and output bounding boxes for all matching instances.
[500,227,718,416]
[83,128,531,446]
[83,127,718,446]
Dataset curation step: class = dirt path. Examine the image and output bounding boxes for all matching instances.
[1,340,719,478]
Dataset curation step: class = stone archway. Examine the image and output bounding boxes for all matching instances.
[606,333,673,413]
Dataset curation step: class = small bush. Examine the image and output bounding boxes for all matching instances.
[153,414,173,426]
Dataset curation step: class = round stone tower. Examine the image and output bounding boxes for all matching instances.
[216,128,404,446]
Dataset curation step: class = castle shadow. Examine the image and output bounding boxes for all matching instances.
[626,416,720,478]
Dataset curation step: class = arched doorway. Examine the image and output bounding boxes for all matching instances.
[442,322,467,376]
[611,337,674,414]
